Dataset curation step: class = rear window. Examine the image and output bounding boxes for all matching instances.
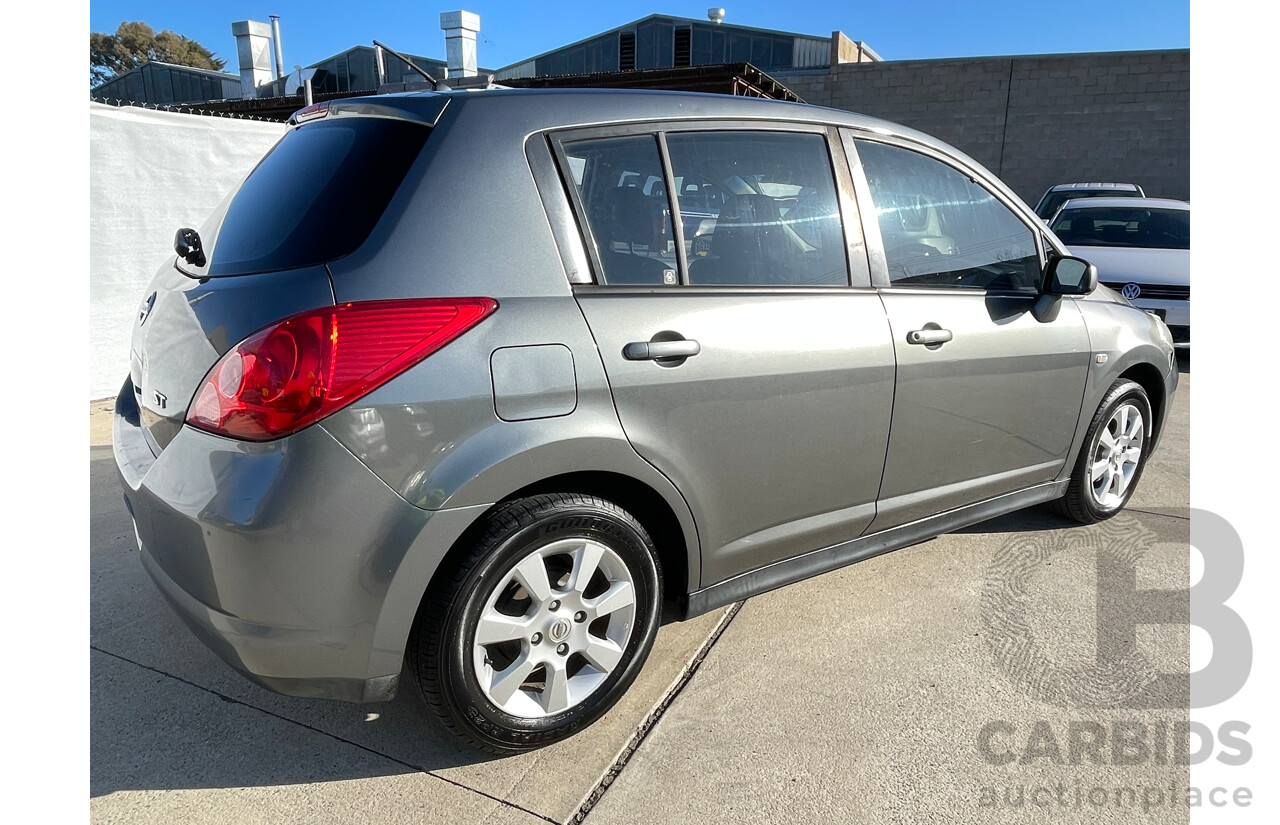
[207,118,430,276]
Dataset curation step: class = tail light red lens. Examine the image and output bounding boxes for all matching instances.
[187,298,496,441]
[290,101,330,124]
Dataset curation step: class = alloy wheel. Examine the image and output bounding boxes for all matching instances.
[471,538,637,718]
[1089,402,1145,509]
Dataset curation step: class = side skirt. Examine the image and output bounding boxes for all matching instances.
[681,480,1068,619]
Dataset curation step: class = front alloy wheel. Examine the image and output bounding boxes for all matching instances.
[1057,378,1153,524]
[1088,401,1145,510]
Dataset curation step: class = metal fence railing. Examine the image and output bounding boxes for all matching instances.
[90,97,284,122]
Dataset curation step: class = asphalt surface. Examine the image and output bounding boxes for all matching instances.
[90,358,1190,824]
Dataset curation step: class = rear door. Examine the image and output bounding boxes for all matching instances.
[554,125,895,587]
[845,133,1092,531]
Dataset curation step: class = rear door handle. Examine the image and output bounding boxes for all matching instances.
[906,328,953,346]
[623,339,701,361]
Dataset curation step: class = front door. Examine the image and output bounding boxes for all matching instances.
[847,135,1092,531]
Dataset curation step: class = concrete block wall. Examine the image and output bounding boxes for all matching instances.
[774,49,1189,207]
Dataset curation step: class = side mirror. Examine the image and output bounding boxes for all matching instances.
[1044,255,1097,295]
[174,227,206,268]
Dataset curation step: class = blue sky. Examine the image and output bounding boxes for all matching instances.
[90,1,1190,73]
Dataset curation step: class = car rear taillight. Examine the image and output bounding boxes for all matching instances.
[187,298,496,441]
[290,101,330,124]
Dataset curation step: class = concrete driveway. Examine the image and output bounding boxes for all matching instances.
[90,362,1190,824]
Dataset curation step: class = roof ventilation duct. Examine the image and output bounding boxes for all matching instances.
[440,11,481,78]
[231,20,274,98]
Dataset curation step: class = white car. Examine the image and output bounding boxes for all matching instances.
[1033,182,1145,221]
[1050,197,1189,348]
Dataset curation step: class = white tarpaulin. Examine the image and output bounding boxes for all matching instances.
[89,102,286,400]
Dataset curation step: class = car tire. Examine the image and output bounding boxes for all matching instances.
[408,493,663,753]
[1055,378,1152,524]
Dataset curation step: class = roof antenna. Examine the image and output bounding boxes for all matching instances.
[373,40,447,89]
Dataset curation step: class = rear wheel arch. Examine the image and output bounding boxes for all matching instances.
[414,471,695,645]
[493,471,693,611]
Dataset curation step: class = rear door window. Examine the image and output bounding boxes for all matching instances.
[208,118,430,277]
[560,129,849,287]
[666,131,847,286]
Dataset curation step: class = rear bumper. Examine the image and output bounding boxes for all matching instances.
[139,548,400,702]
[113,380,490,703]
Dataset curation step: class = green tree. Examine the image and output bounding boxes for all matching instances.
[91,21,227,87]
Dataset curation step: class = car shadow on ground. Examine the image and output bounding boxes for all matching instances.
[953,503,1077,534]
[90,650,501,798]
[957,500,1188,535]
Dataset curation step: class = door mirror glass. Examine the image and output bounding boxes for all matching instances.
[1045,255,1097,295]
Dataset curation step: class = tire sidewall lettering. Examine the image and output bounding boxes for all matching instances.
[438,499,661,749]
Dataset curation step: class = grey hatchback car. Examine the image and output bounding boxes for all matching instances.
[114,88,1178,752]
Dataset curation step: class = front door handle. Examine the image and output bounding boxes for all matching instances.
[906,328,953,346]
[623,339,701,361]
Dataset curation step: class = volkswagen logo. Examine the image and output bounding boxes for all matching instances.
[1120,283,1142,300]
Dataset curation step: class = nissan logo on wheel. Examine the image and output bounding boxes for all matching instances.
[1121,283,1142,300]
